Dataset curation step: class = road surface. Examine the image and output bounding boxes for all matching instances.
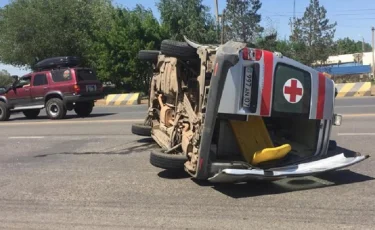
[0,97,374,229]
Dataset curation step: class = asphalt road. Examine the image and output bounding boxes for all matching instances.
[0,97,375,229]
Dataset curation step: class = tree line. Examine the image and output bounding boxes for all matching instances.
[0,0,372,92]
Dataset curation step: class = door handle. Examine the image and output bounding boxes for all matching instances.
[43,87,48,89]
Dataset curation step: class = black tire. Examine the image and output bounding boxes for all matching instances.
[45,98,67,120]
[131,123,152,136]
[150,149,187,170]
[74,102,93,117]
[23,109,40,119]
[138,50,160,63]
[0,101,10,121]
[160,40,198,59]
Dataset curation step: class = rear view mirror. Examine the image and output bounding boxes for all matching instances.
[11,75,19,88]
[333,114,342,126]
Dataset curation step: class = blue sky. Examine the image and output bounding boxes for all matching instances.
[1,0,374,75]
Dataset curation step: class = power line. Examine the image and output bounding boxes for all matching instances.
[336,25,374,29]
[332,13,375,16]
[338,18,375,20]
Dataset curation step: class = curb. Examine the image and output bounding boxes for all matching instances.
[335,82,372,97]
[95,93,141,106]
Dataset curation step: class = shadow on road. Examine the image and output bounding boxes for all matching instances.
[9,113,117,121]
[157,170,191,180]
[200,170,373,199]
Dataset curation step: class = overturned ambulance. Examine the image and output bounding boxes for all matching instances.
[132,37,369,183]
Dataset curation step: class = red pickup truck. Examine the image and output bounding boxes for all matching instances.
[0,57,104,121]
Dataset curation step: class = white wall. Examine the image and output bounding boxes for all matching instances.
[324,52,374,66]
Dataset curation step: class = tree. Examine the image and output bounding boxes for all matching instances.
[157,0,217,43]
[91,5,165,93]
[290,0,336,65]
[224,0,263,44]
[0,0,113,69]
[0,69,12,87]
[332,37,372,55]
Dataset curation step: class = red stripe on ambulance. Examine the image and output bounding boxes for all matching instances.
[260,51,273,116]
[316,72,326,119]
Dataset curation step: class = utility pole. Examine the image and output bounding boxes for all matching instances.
[293,0,296,26]
[221,10,225,44]
[289,18,293,34]
[372,27,375,75]
[214,0,220,43]
[362,37,365,52]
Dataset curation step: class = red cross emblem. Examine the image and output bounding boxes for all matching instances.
[283,78,303,103]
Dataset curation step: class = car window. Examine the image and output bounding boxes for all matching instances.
[76,69,97,81]
[18,76,31,86]
[33,74,48,86]
[51,69,72,82]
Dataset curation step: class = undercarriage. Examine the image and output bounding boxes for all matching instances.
[145,44,217,176]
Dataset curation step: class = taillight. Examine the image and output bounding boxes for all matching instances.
[98,84,103,92]
[73,84,80,94]
[242,48,263,61]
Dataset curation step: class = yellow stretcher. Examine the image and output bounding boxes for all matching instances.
[230,116,291,166]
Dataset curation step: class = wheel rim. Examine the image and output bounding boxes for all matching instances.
[49,103,59,116]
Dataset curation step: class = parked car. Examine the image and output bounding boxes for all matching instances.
[131,37,369,183]
[0,56,104,121]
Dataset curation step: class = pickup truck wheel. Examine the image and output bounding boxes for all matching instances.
[160,40,198,60]
[131,123,152,136]
[74,102,93,117]
[23,109,40,119]
[46,98,67,120]
[0,101,10,121]
[150,150,188,170]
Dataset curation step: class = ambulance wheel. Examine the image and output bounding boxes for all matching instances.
[137,50,160,64]
[150,150,187,170]
[131,123,152,136]
[160,40,198,60]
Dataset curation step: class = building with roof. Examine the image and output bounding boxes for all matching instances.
[315,52,374,76]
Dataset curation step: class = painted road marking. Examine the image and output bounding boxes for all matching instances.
[338,133,375,136]
[335,105,375,108]
[126,93,140,105]
[335,96,374,100]
[336,83,355,97]
[7,134,140,139]
[354,83,372,97]
[342,113,375,117]
[8,136,45,139]
[0,119,144,126]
